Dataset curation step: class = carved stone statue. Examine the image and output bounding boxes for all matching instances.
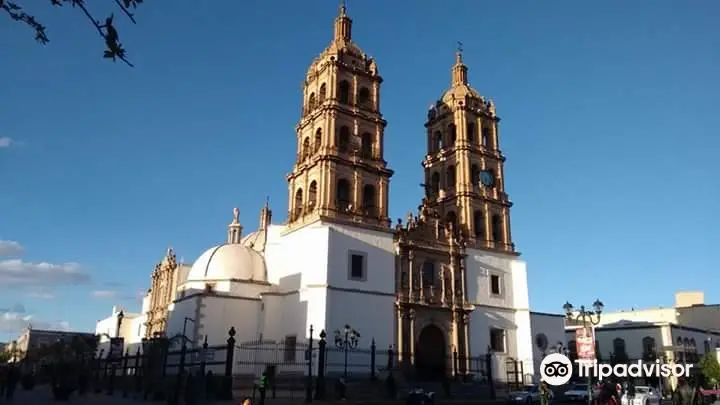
[233,207,240,223]
[406,212,415,229]
[395,218,403,232]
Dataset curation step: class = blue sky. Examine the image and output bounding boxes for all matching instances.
[0,0,718,341]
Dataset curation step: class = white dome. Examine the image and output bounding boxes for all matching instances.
[188,243,266,282]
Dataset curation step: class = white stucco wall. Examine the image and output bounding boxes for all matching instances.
[530,312,566,380]
[265,224,329,288]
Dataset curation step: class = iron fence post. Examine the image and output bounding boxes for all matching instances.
[370,339,376,380]
[305,325,314,403]
[122,349,130,397]
[314,330,327,400]
[486,346,495,400]
[219,327,236,400]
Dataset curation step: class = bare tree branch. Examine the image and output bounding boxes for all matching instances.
[1,0,145,67]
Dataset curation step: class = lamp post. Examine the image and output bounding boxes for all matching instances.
[564,299,604,405]
[174,317,195,405]
[116,310,125,337]
[334,325,360,378]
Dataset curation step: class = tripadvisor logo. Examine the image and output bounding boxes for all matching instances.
[540,353,693,386]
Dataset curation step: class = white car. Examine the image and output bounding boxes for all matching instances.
[621,386,661,405]
[564,384,597,402]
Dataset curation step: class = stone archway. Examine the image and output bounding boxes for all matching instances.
[415,324,447,380]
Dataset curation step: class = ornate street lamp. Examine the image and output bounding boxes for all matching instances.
[334,324,360,378]
[564,300,603,405]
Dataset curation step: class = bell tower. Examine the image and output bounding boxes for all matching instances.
[286,4,393,231]
[422,49,516,254]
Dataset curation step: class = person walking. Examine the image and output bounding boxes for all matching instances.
[540,381,551,405]
[674,378,695,405]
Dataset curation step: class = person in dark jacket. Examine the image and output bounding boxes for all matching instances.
[674,378,695,405]
[5,366,20,400]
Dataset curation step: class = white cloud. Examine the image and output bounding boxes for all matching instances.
[0,240,24,257]
[0,137,12,148]
[0,308,70,335]
[90,290,117,299]
[0,259,91,287]
[25,291,56,300]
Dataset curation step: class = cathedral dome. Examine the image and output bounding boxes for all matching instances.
[187,243,266,282]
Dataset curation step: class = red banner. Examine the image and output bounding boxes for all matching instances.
[575,327,596,361]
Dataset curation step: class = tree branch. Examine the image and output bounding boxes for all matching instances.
[2,0,144,67]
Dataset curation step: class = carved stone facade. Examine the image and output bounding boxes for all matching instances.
[394,199,474,377]
[145,248,180,337]
[286,5,393,232]
[423,52,515,254]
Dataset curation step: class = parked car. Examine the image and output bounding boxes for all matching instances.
[620,386,661,405]
[564,383,597,402]
[508,384,548,404]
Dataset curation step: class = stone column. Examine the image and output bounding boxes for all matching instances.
[463,313,471,374]
[440,266,446,306]
[408,250,415,302]
[396,307,404,363]
[408,309,416,366]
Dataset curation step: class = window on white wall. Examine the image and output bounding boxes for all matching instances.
[348,251,367,281]
[284,335,297,362]
[490,274,501,296]
[490,328,505,352]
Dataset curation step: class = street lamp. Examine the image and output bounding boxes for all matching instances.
[334,324,360,378]
[115,310,125,337]
[564,299,603,405]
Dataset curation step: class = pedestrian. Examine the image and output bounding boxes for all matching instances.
[335,377,347,400]
[258,371,268,405]
[674,377,695,405]
[240,397,252,405]
[540,381,551,405]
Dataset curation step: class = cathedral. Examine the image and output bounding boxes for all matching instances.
[96,4,561,382]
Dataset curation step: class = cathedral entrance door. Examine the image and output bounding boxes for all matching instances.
[415,325,447,380]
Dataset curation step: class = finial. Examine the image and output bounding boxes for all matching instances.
[340,0,347,14]
[264,196,270,209]
[456,41,463,64]
[232,207,240,223]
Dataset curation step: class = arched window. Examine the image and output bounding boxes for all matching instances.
[294,188,303,219]
[642,336,657,361]
[338,80,350,105]
[446,211,457,230]
[358,87,371,109]
[446,165,456,189]
[361,132,373,158]
[676,337,684,363]
[314,128,322,152]
[481,126,491,148]
[470,164,480,186]
[473,210,484,238]
[430,172,440,196]
[448,124,457,147]
[308,93,316,113]
[705,340,712,354]
[319,83,327,103]
[613,338,627,362]
[491,214,503,243]
[467,122,475,143]
[486,168,497,188]
[308,181,318,211]
[336,179,351,211]
[302,137,311,160]
[362,184,376,216]
[338,126,350,153]
[433,131,443,152]
[422,261,435,287]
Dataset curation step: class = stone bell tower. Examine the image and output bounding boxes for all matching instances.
[422,50,515,254]
[286,4,393,231]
